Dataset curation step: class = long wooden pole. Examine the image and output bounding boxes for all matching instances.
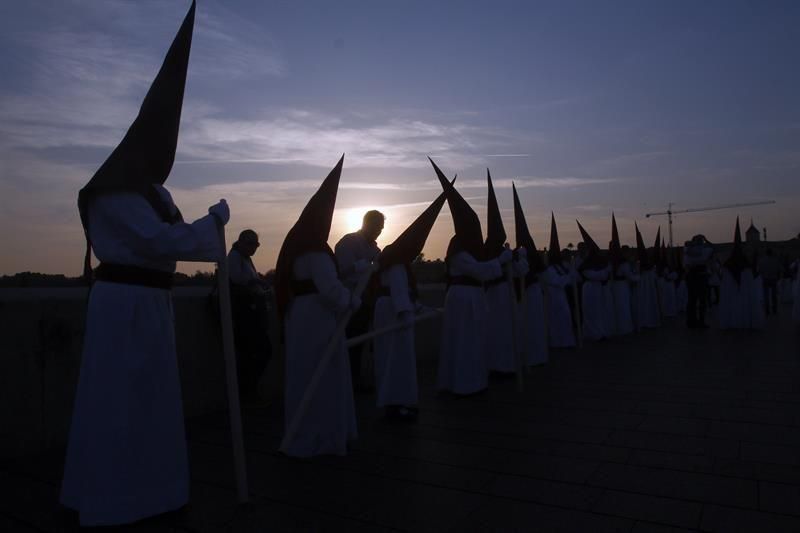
[215,224,249,504]
[279,263,377,454]
[346,308,442,348]
[505,261,524,392]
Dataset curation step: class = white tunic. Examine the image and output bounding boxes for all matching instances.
[676,279,688,313]
[636,268,661,328]
[751,275,766,329]
[581,265,612,341]
[659,271,678,318]
[718,267,756,329]
[485,269,517,374]
[372,264,417,407]
[437,251,501,394]
[61,188,222,527]
[283,252,357,457]
[610,263,635,336]
[521,278,549,365]
[542,265,576,348]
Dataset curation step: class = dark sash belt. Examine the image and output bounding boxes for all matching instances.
[291,279,318,296]
[95,263,174,289]
[484,276,507,288]
[449,276,483,288]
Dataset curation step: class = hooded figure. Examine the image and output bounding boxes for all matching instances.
[482,170,526,374]
[542,213,577,348]
[276,155,360,457]
[430,158,509,395]
[512,183,548,365]
[719,217,760,329]
[633,223,660,329]
[61,3,230,526]
[371,185,449,418]
[608,214,635,335]
[576,220,613,340]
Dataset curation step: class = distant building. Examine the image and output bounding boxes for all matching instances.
[746,219,760,244]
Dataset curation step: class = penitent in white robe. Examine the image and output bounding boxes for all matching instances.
[636,268,661,329]
[438,251,502,395]
[581,265,612,341]
[718,267,757,329]
[372,264,417,408]
[61,188,222,527]
[543,265,576,348]
[283,252,357,457]
[610,263,635,336]
[659,271,678,318]
[521,275,549,366]
[751,275,766,329]
[485,261,521,374]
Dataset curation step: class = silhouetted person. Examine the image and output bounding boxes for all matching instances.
[684,235,712,328]
[335,210,384,392]
[228,229,271,402]
[758,248,780,315]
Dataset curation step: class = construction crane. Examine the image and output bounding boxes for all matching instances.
[645,200,776,247]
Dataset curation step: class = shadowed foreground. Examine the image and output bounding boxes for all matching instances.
[3,309,800,532]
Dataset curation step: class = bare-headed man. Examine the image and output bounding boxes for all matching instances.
[335,210,385,392]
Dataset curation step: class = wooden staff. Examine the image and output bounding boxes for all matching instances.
[571,255,584,348]
[346,308,442,348]
[215,223,249,503]
[505,260,524,393]
[279,262,377,454]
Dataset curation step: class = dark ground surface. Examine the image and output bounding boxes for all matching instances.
[3,306,800,532]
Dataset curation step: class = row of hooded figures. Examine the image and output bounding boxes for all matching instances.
[57,3,779,527]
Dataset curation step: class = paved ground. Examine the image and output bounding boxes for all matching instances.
[2,306,800,532]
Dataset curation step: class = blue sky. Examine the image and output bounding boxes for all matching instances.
[1,0,798,274]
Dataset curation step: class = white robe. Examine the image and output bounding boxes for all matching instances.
[485,267,517,374]
[61,188,222,527]
[636,268,661,328]
[718,267,757,329]
[372,264,417,407]
[438,252,501,394]
[543,265,576,348]
[658,271,678,318]
[521,277,549,365]
[677,279,688,313]
[283,252,357,457]
[581,265,611,341]
[610,263,635,336]
[751,276,766,329]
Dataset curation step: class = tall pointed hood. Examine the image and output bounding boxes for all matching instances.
[653,226,662,270]
[484,169,507,259]
[512,183,544,273]
[635,223,650,270]
[378,177,454,269]
[609,213,622,268]
[548,212,563,265]
[576,220,600,252]
[275,155,345,316]
[577,220,606,269]
[77,0,196,278]
[429,157,484,259]
[724,217,750,284]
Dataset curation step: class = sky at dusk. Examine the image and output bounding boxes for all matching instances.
[1,0,798,275]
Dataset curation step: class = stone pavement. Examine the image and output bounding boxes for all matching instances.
[2,307,799,532]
